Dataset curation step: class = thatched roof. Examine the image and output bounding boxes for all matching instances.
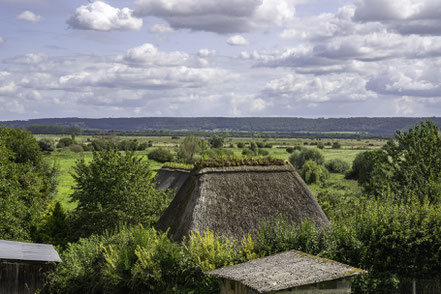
[0,240,61,263]
[155,167,191,193]
[206,250,365,293]
[157,164,329,242]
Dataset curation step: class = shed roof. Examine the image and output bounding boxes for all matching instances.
[0,240,61,263]
[206,250,365,293]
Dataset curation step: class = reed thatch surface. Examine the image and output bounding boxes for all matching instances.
[206,250,365,293]
[155,167,191,193]
[157,164,329,242]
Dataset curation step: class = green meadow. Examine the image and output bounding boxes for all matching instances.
[42,135,382,210]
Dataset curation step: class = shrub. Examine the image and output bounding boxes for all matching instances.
[242,148,254,157]
[208,135,224,148]
[300,160,329,184]
[264,143,273,148]
[345,150,382,185]
[69,144,83,153]
[317,142,325,149]
[237,142,245,148]
[286,147,294,153]
[202,148,234,159]
[256,142,265,148]
[258,149,269,156]
[289,148,325,169]
[57,137,74,148]
[137,142,148,151]
[38,138,55,152]
[325,159,350,174]
[148,148,174,163]
[332,141,342,149]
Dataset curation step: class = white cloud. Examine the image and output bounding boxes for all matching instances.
[17,10,42,23]
[198,49,216,57]
[149,23,174,33]
[67,1,142,31]
[0,82,18,96]
[353,0,441,35]
[134,0,296,33]
[5,53,47,65]
[227,35,249,46]
[0,37,4,44]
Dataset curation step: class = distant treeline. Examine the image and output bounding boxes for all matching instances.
[3,116,441,135]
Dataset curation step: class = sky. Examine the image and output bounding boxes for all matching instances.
[1,0,441,120]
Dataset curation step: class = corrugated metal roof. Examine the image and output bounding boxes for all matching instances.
[0,240,61,262]
[206,250,366,293]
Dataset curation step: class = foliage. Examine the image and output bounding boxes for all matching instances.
[201,148,234,159]
[117,140,138,151]
[91,138,113,151]
[32,202,69,249]
[300,160,329,184]
[195,156,287,168]
[70,149,170,238]
[241,148,254,157]
[368,121,441,203]
[289,147,325,169]
[69,144,83,153]
[39,138,56,152]
[325,159,350,174]
[177,136,201,163]
[286,147,294,153]
[0,127,56,241]
[162,162,194,170]
[345,150,382,185]
[237,142,245,148]
[58,137,74,148]
[332,141,342,149]
[317,142,325,149]
[148,148,174,163]
[208,134,224,148]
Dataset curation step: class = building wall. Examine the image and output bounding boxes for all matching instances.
[0,261,53,294]
[219,277,352,294]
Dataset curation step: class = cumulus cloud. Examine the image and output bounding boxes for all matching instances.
[198,49,216,57]
[17,10,42,23]
[149,23,174,33]
[353,0,441,36]
[134,0,296,33]
[5,53,47,65]
[227,35,249,46]
[67,1,142,31]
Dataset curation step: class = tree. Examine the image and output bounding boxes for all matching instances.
[148,148,174,163]
[289,148,325,169]
[325,159,350,174]
[57,137,74,148]
[39,138,55,152]
[209,135,224,148]
[33,202,69,249]
[300,160,329,184]
[368,121,441,202]
[0,127,56,241]
[177,136,200,163]
[332,141,341,149]
[70,149,170,238]
[317,142,325,149]
[345,150,382,185]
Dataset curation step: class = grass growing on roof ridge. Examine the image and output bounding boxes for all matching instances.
[195,156,288,168]
[162,162,194,170]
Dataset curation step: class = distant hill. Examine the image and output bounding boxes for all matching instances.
[2,117,441,135]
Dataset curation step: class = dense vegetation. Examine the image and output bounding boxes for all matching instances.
[4,117,441,135]
[2,120,441,293]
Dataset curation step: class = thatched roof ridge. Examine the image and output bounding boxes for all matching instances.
[155,167,191,193]
[206,250,366,293]
[157,164,329,242]
[194,165,294,175]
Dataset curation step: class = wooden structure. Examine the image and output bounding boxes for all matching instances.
[206,250,365,294]
[0,240,61,294]
[157,164,329,241]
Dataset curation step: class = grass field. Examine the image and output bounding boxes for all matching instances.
[41,135,379,210]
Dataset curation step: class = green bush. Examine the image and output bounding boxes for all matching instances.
[286,147,294,153]
[325,159,350,174]
[237,142,245,148]
[69,144,83,153]
[148,148,174,163]
[317,142,325,149]
[57,137,74,148]
[300,160,329,184]
[332,141,341,149]
[289,148,325,169]
[38,138,55,152]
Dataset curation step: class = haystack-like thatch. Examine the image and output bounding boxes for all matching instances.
[157,164,329,241]
[155,167,191,193]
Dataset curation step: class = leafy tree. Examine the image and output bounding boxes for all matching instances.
[208,135,224,148]
[325,159,350,174]
[317,142,325,149]
[289,148,325,169]
[70,149,170,238]
[33,202,69,249]
[286,147,294,153]
[249,142,258,155]
[177,136,200,163]
[0,127,56,241]
[368,121,441,202]
[345,150,382,185]
[57,137,74,148]
[237,142,245,148]
[332,141,342,149]
[39,138,56,152]
[148,148,174,163]
[300,160,329,184]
